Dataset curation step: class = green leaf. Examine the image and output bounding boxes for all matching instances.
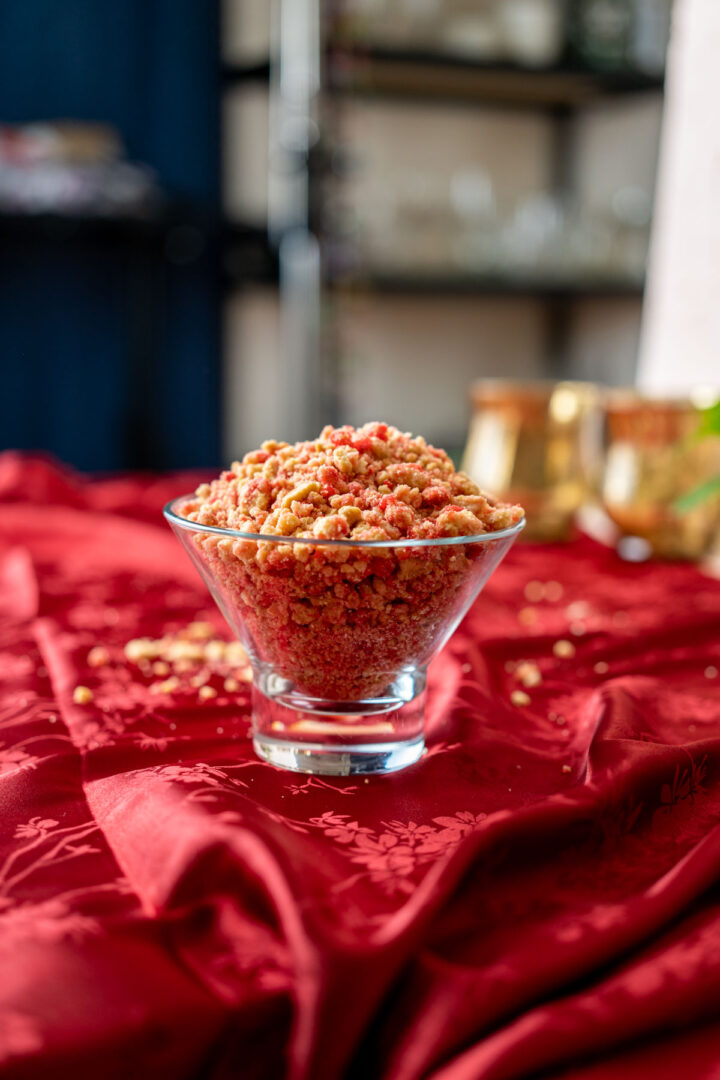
[697,400,720,438]
[674,474,720,513]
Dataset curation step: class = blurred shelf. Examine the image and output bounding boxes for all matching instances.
[326,47,664,109]
[222,221,279,286]
[221,60,271,85]
[0,208,168,241]
[0,204,217,254]
[219,235,645,297]
[327,269,645,298]
[220,50,663,109]
[214,205,650,301]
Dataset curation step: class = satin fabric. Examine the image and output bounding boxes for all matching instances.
[0,452,718,1079]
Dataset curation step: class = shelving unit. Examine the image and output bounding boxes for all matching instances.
[221,45,661,291]
[0,203,218,249]
[329,271,645,298]
[323,47,664,108]
[220,3,666,444]
[221,60,271,84]
[222,220,278,284]
[222,49,664,107]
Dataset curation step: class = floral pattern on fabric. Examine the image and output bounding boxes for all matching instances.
[309,810,487,895]
[0,456,719,1079]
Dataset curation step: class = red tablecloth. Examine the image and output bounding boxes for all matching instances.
[1,452,719,1080]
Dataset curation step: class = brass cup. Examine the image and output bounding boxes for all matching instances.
[461,380,603,541]
[602,392,720,561]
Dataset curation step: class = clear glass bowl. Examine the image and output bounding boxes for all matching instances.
[462,379,603,542]
[164,497,525,775]
[602,393,720,560]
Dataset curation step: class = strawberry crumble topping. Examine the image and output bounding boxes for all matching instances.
[177,424,523,700]
[181,422,523,541]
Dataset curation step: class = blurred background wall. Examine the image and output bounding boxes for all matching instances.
[0,0,672,471]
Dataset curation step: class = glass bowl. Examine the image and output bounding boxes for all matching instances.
[602,393,720,560]
[164,496,525,775]
[462,379,603,542]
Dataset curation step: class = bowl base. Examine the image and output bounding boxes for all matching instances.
[253,734,425,776]
[249,680,426,774]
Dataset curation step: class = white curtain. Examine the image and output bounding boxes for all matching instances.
[638,0,720,392]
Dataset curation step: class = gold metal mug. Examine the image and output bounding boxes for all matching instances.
[602,392,720,560]
[461,380,603,541]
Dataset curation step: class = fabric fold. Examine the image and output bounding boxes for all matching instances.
[1,456,719,1079]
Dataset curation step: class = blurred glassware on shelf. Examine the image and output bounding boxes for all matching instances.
[0,122,161,216]
[332,0,668,73]
[569,0,632,70]
[499,192,567,276]
[462,380,603,540]
[607,184,652,277]
[602,392,720,561]
[629,0,673,75]
[0,122,123,164]
[332,148,651,285]
[333,0,500,58]
[499,0,566,67]
[441,4,504,59]
[334,0,449,52]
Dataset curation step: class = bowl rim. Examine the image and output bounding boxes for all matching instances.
[164,495,526,550]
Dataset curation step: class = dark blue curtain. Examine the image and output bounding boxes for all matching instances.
[0,0,221,471]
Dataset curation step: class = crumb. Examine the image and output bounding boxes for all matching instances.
[152,677,180,695]
[524,581,545,602]
[511,689,531,707]
[125,638,158,662]
[544,581,564,602]
[204,640,226,662]
[87,646,110,668]
[515,661,542,688]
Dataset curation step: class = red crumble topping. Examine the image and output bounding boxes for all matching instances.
[179,424,524,700]
[181,422,523,541]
